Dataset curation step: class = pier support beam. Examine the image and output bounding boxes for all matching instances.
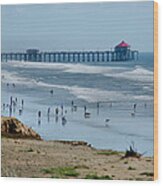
[1,49,139,63]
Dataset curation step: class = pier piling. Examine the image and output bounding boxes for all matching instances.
[1,41,139,63]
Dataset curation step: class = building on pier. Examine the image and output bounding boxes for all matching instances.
[1,41,139,63]
[114,41,130,61]
[113,41,139,61]
[26,49,39,61]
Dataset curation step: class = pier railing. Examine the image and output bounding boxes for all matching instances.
[1,50,139,62]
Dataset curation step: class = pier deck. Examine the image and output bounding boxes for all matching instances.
[1,50,139,62]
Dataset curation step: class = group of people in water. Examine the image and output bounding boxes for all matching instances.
[37,98,84,126]
[38,105,67,126]
[2,83,25,117]
[36,91,111,126]
[2,84,148,128]
[2,96,24,117]
[6,82,16,88]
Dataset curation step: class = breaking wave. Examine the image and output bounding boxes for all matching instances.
[1,61,153,103]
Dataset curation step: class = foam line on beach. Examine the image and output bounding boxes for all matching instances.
[1,69,38,86]
[2,73,153,103]
[2,61,154,103]
[104,65,153,83]
[6,61,154,83]
[4,60,126,71]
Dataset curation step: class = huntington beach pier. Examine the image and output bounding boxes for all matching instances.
[1,41,139,63]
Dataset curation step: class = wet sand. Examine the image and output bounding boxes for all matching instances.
[1,136,154,180]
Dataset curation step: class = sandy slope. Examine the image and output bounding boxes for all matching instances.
[1,137,154,180]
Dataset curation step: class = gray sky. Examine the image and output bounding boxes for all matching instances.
[1,1,154,52]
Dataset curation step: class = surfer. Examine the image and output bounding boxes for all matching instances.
[47,107,50,122]
[55,107,59,116]
[61,104,63,115]
[84,105,87,114]
[19,108,23,116]
[22,99,24,108]
[13,100,16,112]
[71,100,74,107]
[37,111,41,125]
[10,96,13,107]
[62,116,67,126]
[2,103,5,110]
[47,107,51,116]
[133,103,137,112]
[71,100,73,111]
[50,89,53,95]
[9,105,12,117]
[97,102,99,115]
[38,111,41,118]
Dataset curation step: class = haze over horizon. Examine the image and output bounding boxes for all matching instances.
[1,1,154,53]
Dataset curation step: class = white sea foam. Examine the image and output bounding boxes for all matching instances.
[2,61,153,103]
[143,86,153,91]
[3,60,126,74]
[1,69,37,87]
[7,61,67,71]
[4,61,153,83]
[37,81,137,102]
[104,65,153,83]
[133,95,153,101]
[2,71,153,103]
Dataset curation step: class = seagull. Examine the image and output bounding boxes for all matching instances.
[105,119,110,122]
[84,112,91,118]
[105,118,110,127]
[131,112,135,117]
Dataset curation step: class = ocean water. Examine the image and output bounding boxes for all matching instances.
[1,52,154,156]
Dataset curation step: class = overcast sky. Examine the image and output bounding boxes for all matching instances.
[1,1,154,52]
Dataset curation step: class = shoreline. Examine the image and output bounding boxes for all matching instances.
[1,116,153,157]
[1,116,154,180]
[1,61,154,156]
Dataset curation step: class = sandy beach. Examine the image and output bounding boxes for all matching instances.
[1,2,156,181]
[1,117,154,180]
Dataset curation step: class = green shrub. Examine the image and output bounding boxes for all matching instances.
[42,166,79,177]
